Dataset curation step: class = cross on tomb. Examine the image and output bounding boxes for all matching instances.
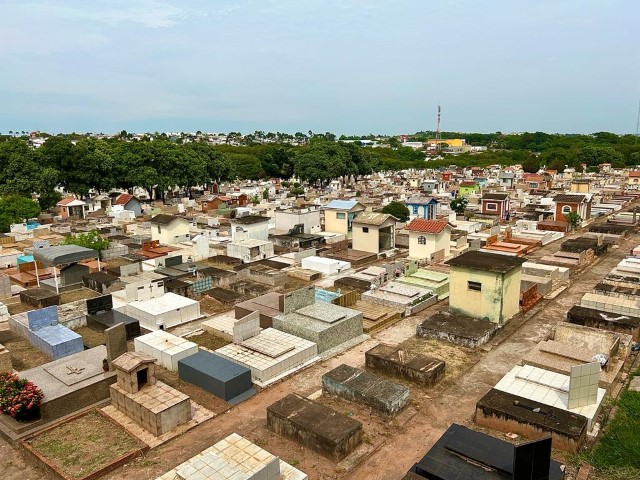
[66,365,86,375]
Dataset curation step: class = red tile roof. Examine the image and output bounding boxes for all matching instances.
[629,171,640,177]
[406,219,452,234]
[57,197,77,206]
[113,193,134,206]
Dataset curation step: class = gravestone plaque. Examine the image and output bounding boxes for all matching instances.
[105,323,127,370]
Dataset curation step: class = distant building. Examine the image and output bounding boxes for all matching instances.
[405,219,453,262]
[351,212,396,254]
[480,193,510,220]
[322,200,365,238]
[405,195,439,220]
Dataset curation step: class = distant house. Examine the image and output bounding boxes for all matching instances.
[421,179,440,195]
[229,192,248,207]
[458,181,480,196]
[113,193,142,216]
[405,195,439,220]
[230,215,270,242]
[57,197,88,219]
[498,171,515,189]
[406,219,453,262]
[480,193,510,220]
[150,214,190,245]
[351,212,396,254]
[553,194,592,223]
[322,200,365,238]
[627,171,640,190]
[200,195,230,214]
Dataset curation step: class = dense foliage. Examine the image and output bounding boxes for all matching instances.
[0,195,41,233]
[381,201,410,222]
[63,229,110,251]
[0,131,639,208]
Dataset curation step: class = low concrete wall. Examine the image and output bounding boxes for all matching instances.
[266,393,362,461]
[365,344,445,387]
[322,364,409,415]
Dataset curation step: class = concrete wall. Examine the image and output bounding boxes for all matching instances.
[324,210,349,236]
[449,266,521,324]
[408,229,450,260]
[275,210,321,234]
[352,224,381,254]
[58,299,89,328]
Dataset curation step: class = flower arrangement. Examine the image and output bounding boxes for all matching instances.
[0,372,44,421]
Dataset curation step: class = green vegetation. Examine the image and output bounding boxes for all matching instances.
[449,196,468,215]
[382,201,410,222]
[564,211,582,230]
[0,195,40,233]
[587,390,640,479]
[62,230,110,251]
[1,130,640,203]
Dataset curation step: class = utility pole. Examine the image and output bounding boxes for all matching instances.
[436,105,442,153]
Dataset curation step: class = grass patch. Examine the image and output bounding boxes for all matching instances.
[185,331,230,351]
[27,412,143,479]
[587,389,640,478]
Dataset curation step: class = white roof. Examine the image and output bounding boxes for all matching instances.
[128,292,198,315]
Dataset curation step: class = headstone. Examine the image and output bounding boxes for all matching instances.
[27,305,58,331]
[105,323,127,371]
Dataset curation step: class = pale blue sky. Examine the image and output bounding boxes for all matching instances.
[1,1,638,135]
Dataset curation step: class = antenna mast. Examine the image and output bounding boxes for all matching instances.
[436,105,442,152]
[636,98,640,143]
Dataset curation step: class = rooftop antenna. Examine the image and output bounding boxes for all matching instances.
[436,105,442,152]
[636,97,640,144]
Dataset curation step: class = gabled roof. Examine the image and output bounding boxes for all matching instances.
[150,214,186,225]
[406,219,452,234]
[459,181,478,187]
[112,351,156,372]
[352,212,396,226]
[113,193,136,206]
[323,199,364,211]
[482,193,510,201]
[57,197,86,207]
[406,195,438,205]
[553,194,588,204]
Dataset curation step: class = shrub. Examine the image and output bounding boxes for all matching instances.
[0,372,44,420]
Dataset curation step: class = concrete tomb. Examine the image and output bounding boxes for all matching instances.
[365,343,445,387]
[86,294,140,339]
[272,301,363,354]
[267,393,363,461]
[408,423,564,479]
[9,306,83,360]
[134,330,198,371]
[156,432,308,480]
[322,364,409,415]
[178,350,255,404]
[416,311,498,348]
[110,351,192,436]
[18,346,116,425]
[567,304,640,340]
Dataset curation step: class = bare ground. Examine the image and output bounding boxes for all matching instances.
[1,227,638,480]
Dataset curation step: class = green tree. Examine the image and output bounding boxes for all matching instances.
[249,194,260,205]
[564,211,582,230]
[63,230,110,251]
[576,146,625,168]
[450,196,468,215]
[522,156,541,173]
[262,188,270,200]
[0,195,41,232]
[381,201,410,222]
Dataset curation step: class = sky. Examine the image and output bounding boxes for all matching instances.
[0,0,639,135]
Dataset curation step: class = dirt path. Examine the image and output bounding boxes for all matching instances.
[2,229,637,480]
[350,233,639,480]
